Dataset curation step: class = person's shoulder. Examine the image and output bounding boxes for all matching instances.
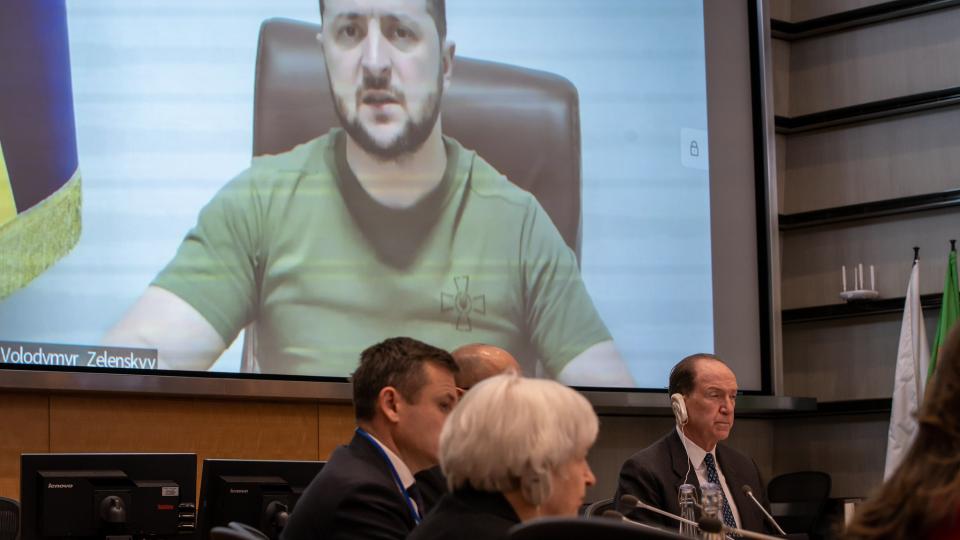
[639,431,677,457]
[622,431,676,469]
[250,130,337,173]
[717,441,750,460]
[299,454,400,518]
[217,131,337,201]
[717,443,760,479]
[446,136,536,210]
[408,493,514,540]
[286,443,408,540]
[322,440,391,484]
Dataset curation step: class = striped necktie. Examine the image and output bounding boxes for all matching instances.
[703,453,737,530]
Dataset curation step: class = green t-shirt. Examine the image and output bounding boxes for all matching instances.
[153,129,611,376]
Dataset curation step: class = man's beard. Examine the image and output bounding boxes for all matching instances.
[332,73,443,161]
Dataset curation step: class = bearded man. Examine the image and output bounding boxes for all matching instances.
[105,0,633,387]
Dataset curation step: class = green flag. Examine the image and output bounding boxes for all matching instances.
[929,248,959,382]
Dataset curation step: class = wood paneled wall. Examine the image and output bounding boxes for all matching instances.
[773,414,889,499]
[786,10,960,116]
[789,1,891,22]
[0,391,355,501]
[783,312,939,402]
[0,393,49,499]
[780,211,960,309]
[781,110,960,214]
[769,0,960,500]
[2,390,780,506]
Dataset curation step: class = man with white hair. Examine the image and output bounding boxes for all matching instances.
[408,373,597,539]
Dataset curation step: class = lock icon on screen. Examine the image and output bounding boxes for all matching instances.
[681,128,707,170]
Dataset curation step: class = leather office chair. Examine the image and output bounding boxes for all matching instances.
[209,521,269,540]
[582,497,617,517]
[508,517,684,540]
[243,17,585,373]
[252,17,583,256]
[0,497,19,540]
[767,471,831,539]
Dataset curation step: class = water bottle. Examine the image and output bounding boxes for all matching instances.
[678,483,699,538]
[699,482,725,540]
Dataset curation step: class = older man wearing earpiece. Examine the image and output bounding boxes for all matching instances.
[614,354,776,535]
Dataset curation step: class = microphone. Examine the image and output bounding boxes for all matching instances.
[619,494,699,527]
[601,510,684,535]
[601,509,626,520]
[741,485,786,536]
[698,516,784,540]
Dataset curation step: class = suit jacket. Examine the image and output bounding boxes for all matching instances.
[282,433,421,540]
[414,465,449,513]
[407,486,521,540]
[614,430,775,535]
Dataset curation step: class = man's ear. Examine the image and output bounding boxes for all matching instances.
[316,31,329,59]
[441,41,455,91]
[378,386,402,423]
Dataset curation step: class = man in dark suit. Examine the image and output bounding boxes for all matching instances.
[282,337,459,540]
[615,354,777,536]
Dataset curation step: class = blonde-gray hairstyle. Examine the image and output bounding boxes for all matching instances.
[439,373,598,505]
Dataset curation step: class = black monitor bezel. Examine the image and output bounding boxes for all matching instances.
[19,453,197,540]
[197,458,325,540]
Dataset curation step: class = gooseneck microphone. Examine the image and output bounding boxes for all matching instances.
[619,494,699,527]
[601,510,626,520]
[741,485,786,536]
[601,510,680,534]
[698,516,784,540]
[619,493,785,540]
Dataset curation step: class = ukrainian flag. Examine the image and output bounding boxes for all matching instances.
[0,0,81,299]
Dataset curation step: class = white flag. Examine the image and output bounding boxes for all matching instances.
[883,261,929,478]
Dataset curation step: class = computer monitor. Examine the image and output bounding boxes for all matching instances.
[197,459,324,540]
[19,453,197,540]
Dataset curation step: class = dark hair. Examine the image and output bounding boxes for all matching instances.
[668,353,725,396]
[319,0,447,41]
[843,325,960,539]
[351,337,458,421]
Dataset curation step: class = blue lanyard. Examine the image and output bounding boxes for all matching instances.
[355,427,422,524]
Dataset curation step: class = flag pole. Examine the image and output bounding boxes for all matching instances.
[884,248,929,478]
[928,240,959,383]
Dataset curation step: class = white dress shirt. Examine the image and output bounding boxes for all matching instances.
[364,432,421,516]
[676,426,741,528]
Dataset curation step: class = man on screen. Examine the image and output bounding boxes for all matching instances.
[105,0,634,386]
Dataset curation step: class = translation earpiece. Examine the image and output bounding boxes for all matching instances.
[671,393,688,426]
[520,468,551,506]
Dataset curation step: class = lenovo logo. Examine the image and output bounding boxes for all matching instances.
[229,489,249,494]
[47,483,74,489]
